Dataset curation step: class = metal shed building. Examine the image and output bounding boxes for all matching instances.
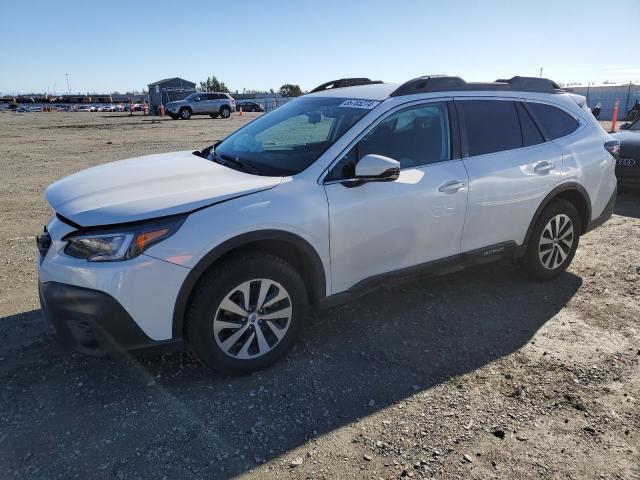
[147,77,197,112]
[568,83,640,120]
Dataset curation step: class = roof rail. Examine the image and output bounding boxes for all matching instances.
[390,75,563,97]
[497,76,563,92]
[310,78,383,93]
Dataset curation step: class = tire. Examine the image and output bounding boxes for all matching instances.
[179,108,191,120]
[220,106,231,119]
[518,199,581,281]
[186,253,308,375]
[210,113,219,119]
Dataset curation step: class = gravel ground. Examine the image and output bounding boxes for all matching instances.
[0,112,638,479]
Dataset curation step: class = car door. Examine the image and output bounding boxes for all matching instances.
[456,98,563,252]
[213,93,225,112]
[323,100,469,293]
[204,93,218,113]
[191,94,204,113]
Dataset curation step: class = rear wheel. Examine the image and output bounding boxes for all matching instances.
[518,199,581,281]
[179,108,191,120]
[186,253,308,375]
[220,106,231,119]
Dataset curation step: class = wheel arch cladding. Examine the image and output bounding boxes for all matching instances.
[524,182,592,246]
[171,230,326,339]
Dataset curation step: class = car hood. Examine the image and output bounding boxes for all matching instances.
[46,150,283,227]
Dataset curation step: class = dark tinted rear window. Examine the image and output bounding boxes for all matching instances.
[460,100,521,156]
[527,103,578,140]
[516,103,544,146]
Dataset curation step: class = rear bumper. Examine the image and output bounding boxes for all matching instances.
[39,281,181,357]
[585,186,616,234]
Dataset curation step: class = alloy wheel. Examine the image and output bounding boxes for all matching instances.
[213,279,292,359]
[538,213,574,270]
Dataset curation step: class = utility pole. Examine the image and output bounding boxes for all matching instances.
[65,73,70,94]
[539,66,543,77]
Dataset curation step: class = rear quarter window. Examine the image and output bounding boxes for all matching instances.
[516,103,544,147]
[527,103,579,140]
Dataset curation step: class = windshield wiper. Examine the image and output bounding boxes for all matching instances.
[216,153,263,175]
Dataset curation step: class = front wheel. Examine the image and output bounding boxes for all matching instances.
[186,253,308,375]
[180,108,191,120]
[518,199,581,281]
[220,106,231,119]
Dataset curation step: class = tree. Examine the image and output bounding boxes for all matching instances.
[279,84,302,97]
[8,100,19,109]
[200,76,230,93]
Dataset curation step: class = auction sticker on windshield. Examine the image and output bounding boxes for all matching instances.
[338,99,381,109]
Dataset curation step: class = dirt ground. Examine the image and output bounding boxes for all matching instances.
[0,112,638,480]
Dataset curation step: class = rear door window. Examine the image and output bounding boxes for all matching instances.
[459,100,521,156]
[526,102,579,140]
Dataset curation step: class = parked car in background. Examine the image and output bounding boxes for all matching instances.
[165,92,235,120]
[77,105,93,112]
[38,75,617,374]
[236,101,264,112]
[612,117,640,187]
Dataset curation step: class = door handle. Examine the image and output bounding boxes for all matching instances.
[438,180,467,193]
[534,161,555,174]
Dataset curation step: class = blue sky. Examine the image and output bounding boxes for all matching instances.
[1,0,639,95]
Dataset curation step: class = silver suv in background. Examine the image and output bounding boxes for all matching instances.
[166,92,236,120]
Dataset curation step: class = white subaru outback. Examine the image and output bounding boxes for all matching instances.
[37,76,618,374]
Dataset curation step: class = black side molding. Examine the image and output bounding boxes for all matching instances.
[522,182,592,247]
[584,186,616,234]
[319,242,519,309]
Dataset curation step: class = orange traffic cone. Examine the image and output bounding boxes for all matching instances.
[239,106,243,116]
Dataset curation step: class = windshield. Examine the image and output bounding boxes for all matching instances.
[183,93,198,101]
[214,96,377,175]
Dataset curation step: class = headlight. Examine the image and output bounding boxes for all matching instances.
[63,214,186,262]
